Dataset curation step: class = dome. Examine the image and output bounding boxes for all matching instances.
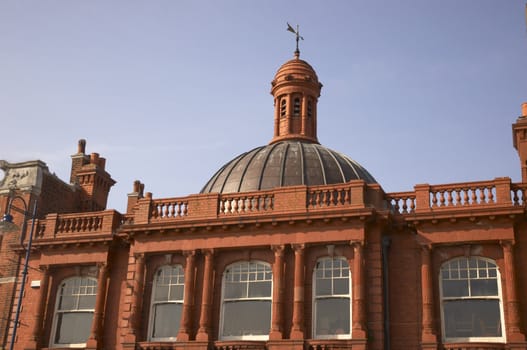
[200,140,376,194]
[271,57,320,90]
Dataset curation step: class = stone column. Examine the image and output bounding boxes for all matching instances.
[351,241,366,338]
[177,250,196,341]
[501,240,526,342]
[274,97,280,137]
[25,266,50,349]
[290,244,305,339]
[197,249,214,341]
[301,95,307,135]
[420,244,437,348]
[286,95,293,133]
[86,263,109,349]
[270,245,285,340]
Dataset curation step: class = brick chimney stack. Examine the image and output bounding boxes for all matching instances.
[512,103,527,182]
[70,139,116,211]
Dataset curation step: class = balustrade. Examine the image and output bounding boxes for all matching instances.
[219,193,274,215]
[429,183,496,208]
[307,186,351,208]
[56,214,103,233]
[386,192,416,214]
[151,199,188,219]
[387,179,526,215]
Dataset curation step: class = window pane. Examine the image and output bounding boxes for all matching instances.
[223,300,271,337]
[154,285,169,301]
[151,303,182,339]
[442,280,468,298]
[315,298,350,336]
[443,300,502,338]
[224,281,245,299]
[78,295,96,309]
[248,281,272,298]
[58,295,76,311]
[170,285,184,301]
[316,279,332,296]
[334,278,349,295]
[470,279,498,297]
[54,312,93,344]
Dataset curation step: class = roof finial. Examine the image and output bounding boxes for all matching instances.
[287,22,304,58]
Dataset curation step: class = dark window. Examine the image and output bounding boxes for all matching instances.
[51,277,97,347]
[293,98,301,116]
[313,257,351,339]
[148,265,185,340]
[220,261,272,340]
[440,257,504,342]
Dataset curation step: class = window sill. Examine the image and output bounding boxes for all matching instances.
[442,343,506,350]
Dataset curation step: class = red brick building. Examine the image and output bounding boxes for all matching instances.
[1,51,527,350]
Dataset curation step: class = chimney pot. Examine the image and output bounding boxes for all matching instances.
[90,153,99,164]
[522,102,527,117]
[78,139,86,154]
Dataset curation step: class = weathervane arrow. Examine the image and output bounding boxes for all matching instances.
[286,22,303,57]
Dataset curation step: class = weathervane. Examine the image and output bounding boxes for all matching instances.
[287,23,303,57]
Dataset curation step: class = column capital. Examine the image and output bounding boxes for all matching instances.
[500,239,515,250]
[183,250,196,258]
[350,240,364,248]
[271,245,285,255]
[201,248,215,256]
[291,243,305,252]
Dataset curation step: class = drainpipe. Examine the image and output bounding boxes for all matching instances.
[382,236,391,350]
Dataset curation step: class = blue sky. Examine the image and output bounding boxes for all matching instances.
[1,1,526,212]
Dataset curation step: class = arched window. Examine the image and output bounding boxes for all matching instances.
[220,261,272,340]
[440,257,505,343]
[50,276,97,347]
[293,97,301,116]
[148,265,185,341]
[280,99,286,118]
[313,257,351,339]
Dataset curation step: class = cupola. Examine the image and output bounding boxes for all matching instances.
[270,51,323,144]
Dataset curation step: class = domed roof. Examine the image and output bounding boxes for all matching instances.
[200,141,376,194]
[272,57,320,88]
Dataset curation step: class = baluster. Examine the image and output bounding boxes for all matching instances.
[446,190,452,206]
[315,191,321,206]
[479,187,486,204]
[392,198,401,213]
[439,191,446,207]
[401,198,408,213]
[488,186,495,203]
[308,191,314,207]
[470,188,477,205]
[219,200,225,214]
[431,192,438,208]
[174,202,180,217]
[240,197,246,212]
[454,189,461,206]
[410,198,416,212]
[461,189,468,206]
